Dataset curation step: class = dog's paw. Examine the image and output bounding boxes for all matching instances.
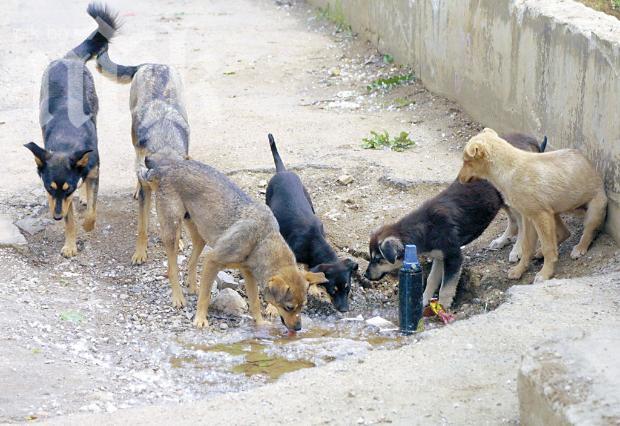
[82,216,95,232]
[193,315,209,329]
[570,245,587,259]
[171,293,186,308]
[533,273,548,284]
[61,244,78,258]
[438,296,454,310]
[508,267,524,280]
[489,237,508,250]
[264,304,279,320]
[255,318,270,327]
[131,250,147,265]
[508,248,521,263]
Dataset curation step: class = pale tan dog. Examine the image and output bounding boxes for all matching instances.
[458,128,607,282]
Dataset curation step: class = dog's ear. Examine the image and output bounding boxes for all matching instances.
[379,237,404,264]
[482,128,498,136]
[310,264,329,274]
[465,142,487,160]
[24,142,49,168]
[304,271,329,285]
[265,276,290,303]
[343,258,359,272]
[71,149,93,168]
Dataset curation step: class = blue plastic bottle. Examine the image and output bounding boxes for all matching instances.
[399,244,424,335]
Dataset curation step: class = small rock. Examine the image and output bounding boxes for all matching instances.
[258,179,268,188]
[214,271,239,290]
[365,316,398,331]
[0,215,27,248]
[219,323,229,331]
[337,175,354,186]
[211,288,247,316]
[15,217,52,236]
[328,67,341,77]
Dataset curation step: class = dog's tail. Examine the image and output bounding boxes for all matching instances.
[268,133,286,172]
[540,136,548,153]
[137,156,162,189]
[95,49,139,84]
[66,3,120,62]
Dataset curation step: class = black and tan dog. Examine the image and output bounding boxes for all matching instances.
[25,3,119,257]
[364,133,546,308]
[95,44,190,266]
[266,134,358,312]
[139,158,327,331]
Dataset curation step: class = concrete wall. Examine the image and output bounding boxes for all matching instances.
[308,0,620,242]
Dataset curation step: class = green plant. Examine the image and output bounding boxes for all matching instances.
[362,130,415,152]
[383,54,394,64]
[362,130,391,149]
[367,73,415,91]
[391,131,416,152]
[613,0,620,9]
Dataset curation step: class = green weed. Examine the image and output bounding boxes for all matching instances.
[362,130,415,152]
[367,73,415,92]
[383,54,394,64]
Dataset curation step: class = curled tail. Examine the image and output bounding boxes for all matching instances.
[66,3,120,62]
[540,136,548,153]
[268,133,286,172]
[96,49,139,83]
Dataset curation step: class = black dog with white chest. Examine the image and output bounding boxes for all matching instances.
[265,134,358,312]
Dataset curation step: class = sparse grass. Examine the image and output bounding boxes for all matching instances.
[318,1,352,33]
[577,0,620,19]
[367,73,415,92]
[382,54,394,64]
[362,130,415,152]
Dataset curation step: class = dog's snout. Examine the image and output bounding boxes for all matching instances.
[293,321,302,331]
[53,214,63,221]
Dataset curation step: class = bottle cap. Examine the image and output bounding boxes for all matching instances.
[403,244,419,267]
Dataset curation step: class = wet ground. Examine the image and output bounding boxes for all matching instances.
[1,0,619,423]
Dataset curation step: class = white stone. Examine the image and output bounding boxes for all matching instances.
[337,175,354,185]
[214,271,239,290]
[210,288,247,316]
[365,316,397,331]
[0,215,27,248]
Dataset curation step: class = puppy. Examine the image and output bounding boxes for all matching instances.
[95,45,190,266]
[364,180,503,308]
[458,128,607,282]
[265,134,358,312]
[363,133,547,308]
[488,133,547,262]
[24,4,118,257]
[139,158,328,331]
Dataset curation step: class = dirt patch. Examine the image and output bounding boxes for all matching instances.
[577,0,620,19]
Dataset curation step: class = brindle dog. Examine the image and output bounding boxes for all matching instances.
[95,49,189,266]
[139,158,327,331]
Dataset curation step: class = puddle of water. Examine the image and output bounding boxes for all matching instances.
[170,319,405,382]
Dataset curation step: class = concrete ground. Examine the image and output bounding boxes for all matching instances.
[1,0,619,424]
[45,274,620,425]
